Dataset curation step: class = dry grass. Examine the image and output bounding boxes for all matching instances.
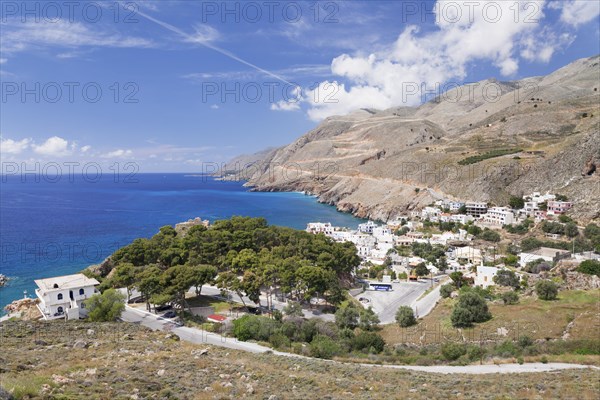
[1,320,599,399]
[381,290,600,345]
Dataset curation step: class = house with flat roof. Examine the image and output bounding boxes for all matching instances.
[35,273,100,320]
[519,247,571,266]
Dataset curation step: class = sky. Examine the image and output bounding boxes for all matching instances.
[1,0,599,172]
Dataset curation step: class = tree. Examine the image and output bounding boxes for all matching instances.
[395,306,417,327]
[577,260,600,276]
[564,223,579,238]
[351,331,385,353]
[87,289,126,322]
[451,292,491,328]
[189,264,218,297]
[437,256,448,273]
[493,270,520,289]
[110,263,137,300]
[136,265,162,312]
[359,306,380,331]
[283,301,304,317]
[501,291,519,305]
[449,271,465,288]
[440,283,455,298]
[458,204,467,214]
[414,263,429,277]
[161,265,196,311]
[509,196,525,209]
[335,303,360,330]
[535,280,558,300]
[478,229,501,242]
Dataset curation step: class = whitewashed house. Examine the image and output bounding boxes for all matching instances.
[482,207,515,226]
[306,222,334,235]
[474,265,500,288]
[35,273,100,320]
[518,247,571,266]
[358,221,378,234]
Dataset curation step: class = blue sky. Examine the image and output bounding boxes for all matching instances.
[1,0,599,172]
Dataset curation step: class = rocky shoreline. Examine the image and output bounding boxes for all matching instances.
[0,274,8,287]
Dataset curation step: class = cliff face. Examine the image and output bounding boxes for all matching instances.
[231,56,600,222]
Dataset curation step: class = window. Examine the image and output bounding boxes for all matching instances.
[57,306,64,314]
[57,293,63,300]
[79,288,85,295]
[81,302,85,309]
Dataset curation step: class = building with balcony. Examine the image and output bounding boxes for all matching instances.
[35,273,100,320]
[482,207,515,225]
[547,201,573,215]
[465,202,488,217]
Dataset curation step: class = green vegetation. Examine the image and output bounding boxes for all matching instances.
[541,220,579,238]
[577,260,600,276]
[536,280,558,301]
[101,217,361,311]
[86,289,126,322]
[457,148,522,165]
[501,290,520,305]
[395,306,417,328]
[450,292,492,328]
[477,228,501,242]
[493,270,520,289]
[509,196,525,209]
[440,283,455,299]
[505,218,533,234]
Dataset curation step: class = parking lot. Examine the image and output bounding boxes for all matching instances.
[354,280,433,324]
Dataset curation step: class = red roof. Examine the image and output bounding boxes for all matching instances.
[207,314,226,322]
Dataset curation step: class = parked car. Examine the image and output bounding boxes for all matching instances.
[155,304,172,312]
[162,311,177,319]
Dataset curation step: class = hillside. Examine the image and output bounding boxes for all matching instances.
[232,56,600,222]
[1,320,599,399]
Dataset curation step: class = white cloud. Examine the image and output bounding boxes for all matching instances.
[32,136,72,156]
[0,19,153,56]
[80,145,92,153]
[302,0,563,120]
[0,137,31,154]
[556,0,600,27]
[0,58,6,64]
[210,104,220,110]
[103,149,133,158]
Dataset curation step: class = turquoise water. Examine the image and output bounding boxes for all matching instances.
[0,174,364,311]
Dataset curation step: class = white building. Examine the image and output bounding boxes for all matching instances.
[527,192,555,203]
[372,226,394,243]
[306,222,334,235]
[35,273,100,320]
[474,265,500,288]
[453,246,483,264]
[465,202,488,217]
[482,207,515,225]
[519,247,571,266]
[421,206,441,220]
[451,214,474,224]
[358,221,378,234]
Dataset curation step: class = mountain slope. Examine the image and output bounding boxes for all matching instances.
[229,56,600,222]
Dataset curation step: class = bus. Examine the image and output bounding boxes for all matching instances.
[369,283,392,291]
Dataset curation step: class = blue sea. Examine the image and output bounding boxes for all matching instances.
[0,174,363,312]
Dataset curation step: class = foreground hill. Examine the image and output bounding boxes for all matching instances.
[232,55,600,222]
[1,320,599,399]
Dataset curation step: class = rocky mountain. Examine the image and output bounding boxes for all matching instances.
[227,56,600,222]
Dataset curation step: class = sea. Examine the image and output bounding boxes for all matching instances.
[0,173,364,312]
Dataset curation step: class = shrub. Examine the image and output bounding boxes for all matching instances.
[518,335,533,348]
[351,331,385,353]
[86,289,126,322]
[309,335,341,359]
[517,356,524,365]
[540,355,548,364]
[477,229,501,243]
[577,260,600,276]
[501,291,519,305]
[536,280,558,301]
[440,283,455,298]
[451,292,491,328]
[335,303,360,330]
[395,306,417,328]
[269,332,291,349]
[493,270,520,288]
[467,345,486,361]
[441,342,467,361]
[232,315,280,342]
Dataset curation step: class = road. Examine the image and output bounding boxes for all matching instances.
[354,281,436,324]
[119,306,597,375]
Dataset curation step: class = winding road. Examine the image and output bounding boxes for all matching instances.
[120,306,598,375]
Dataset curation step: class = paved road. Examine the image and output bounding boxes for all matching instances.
[120,306,597,374]
[355,281,433,324]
